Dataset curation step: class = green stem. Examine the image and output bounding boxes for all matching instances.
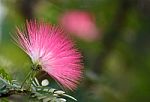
[27,70,37,90]
[21,70,33,89]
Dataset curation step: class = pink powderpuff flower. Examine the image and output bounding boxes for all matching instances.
[13,21,83,90]
[59,10,99,42]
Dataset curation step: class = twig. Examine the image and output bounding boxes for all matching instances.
[0,89,30,98]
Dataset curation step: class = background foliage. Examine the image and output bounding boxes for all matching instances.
[0,0,150,102]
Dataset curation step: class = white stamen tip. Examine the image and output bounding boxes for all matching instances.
[41,79,49,86]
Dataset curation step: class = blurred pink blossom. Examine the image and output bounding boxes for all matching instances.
[59,10,99,41]
[13,21,83,90]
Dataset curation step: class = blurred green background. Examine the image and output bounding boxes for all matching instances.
[0,0,150,102]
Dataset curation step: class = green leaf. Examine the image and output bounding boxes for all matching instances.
[0,68,12,84]
[30,78,77,102]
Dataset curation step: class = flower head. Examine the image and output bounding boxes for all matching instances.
[59,10,99,42]
[13,21,83,90]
